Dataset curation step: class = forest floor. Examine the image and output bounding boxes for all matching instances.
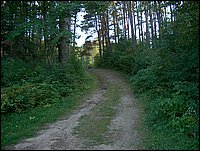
[5,69,144,150]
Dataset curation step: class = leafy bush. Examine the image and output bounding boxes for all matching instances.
[106,39,135,74]
[1,58,34,87]
[130,49,199,138]
[102,3,199,145]
[1,58,90,114]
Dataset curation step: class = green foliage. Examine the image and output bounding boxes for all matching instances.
[130,46,199,139]
[1,58,89,114]
[93,55,102,67]
[101,1,199,149]
[1,69,96,148]
[1,58,33,87]
[105,39,134,74]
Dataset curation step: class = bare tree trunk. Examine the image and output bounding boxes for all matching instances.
[58,17,68,64]
[101,12,110,65]
[42,1,49,65]
[132,1,137,44]
[126,3,130,39]
[170,3,173,22]
[128,1,136,49]
[106,10,112,53]
[103,12,109,56]
[113,10,117,43]
[164,2,167,21]
[157,1,162,47]
[116,12,120,43]
[144,1,150,48]
[111,1,117,43]
[95,14,102,63]
[163,1,167,31]
[149,1,154,48]
[136,1,141,44]
[67,16,71,58]
[173,3,177,21]
[31,1,36,44]
[72,14,77,55]
[153,1,157,48]
[122,1,127,39]
[140,2,144,47]
[100,15,106,61]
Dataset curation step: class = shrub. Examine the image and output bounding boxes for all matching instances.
[1,58,90,114]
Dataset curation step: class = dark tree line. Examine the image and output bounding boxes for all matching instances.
[1,1,189,65]
[81,1,199,148]
[1,1,82,64]
[81,1,189,64]
[1,2,199,148]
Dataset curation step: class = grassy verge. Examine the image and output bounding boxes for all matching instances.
[74,83,122,146]
[141,98,199,150]
[134,95,199,150]
[142,121,199,150]
[1,71,98,149]
[120,73,199,150]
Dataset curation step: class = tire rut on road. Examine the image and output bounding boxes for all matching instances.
[6,69,143,150]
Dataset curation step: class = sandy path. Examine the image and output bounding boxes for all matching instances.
[6,69,143,150]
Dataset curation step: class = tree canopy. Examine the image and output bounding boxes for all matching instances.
[1,1,199,149]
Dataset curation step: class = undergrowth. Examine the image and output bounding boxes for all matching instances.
[1,58,96,148]
[95,15,199,149]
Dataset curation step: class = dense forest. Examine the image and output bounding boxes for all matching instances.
[1,1,199,149]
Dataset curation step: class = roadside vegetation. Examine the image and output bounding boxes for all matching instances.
[93,2,199,149]
[1,1,198,150]
[1,58,97,148]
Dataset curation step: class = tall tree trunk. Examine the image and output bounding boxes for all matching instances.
[126,2,130,39]
[116,11,120,43]
[157,1,162,47]
[122,1,127,39]
[101,12,109,65]
[95,14,102,63]
[31,1,36,44]
[163,1,167,30]
[106,10,112,53]
[144,1,150,48]
[140,2,144,47]
[100,15,106,61]
[103,12,109,56]
[164,2,167,22]
[67,16,71,58]
[173,3,177,21]
[149,1,154,48]
[132,1,137,44]
[113,9,117,43]
[153,1,157,48]
[42,2,48,65]
[128,1,136,49]
[170,3,173,22]
[72,14,77,55]
[58,16,68,64]
[136,1,141,43]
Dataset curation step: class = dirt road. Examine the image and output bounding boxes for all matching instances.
[6,69,143,150]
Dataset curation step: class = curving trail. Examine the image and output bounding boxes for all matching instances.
[5,69,143,150]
